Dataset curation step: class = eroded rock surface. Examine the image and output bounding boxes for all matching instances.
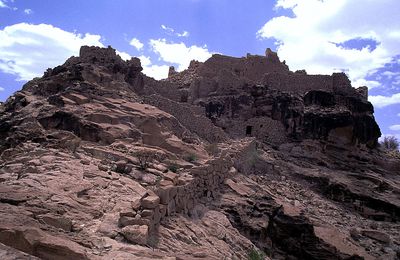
[0,46,399,260]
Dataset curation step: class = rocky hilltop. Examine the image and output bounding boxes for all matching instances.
[0,46,399,260]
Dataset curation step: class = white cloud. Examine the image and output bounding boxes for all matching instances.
[142,64,169,80]
[138,55,169,80]
[0,1,7,8]
[177,31,189,37]
[352,78,381,89]
[0,0,17,10]
[0,23,175,81]
[389,124,400,131]
[0,23,104,81]
[129,38,144,51]
[257,0,400,89]
[394,76,400,86]
[24,8,33,14]
[161,24,174,34]
[137,55,151,67]
[149,38,212,71]
[0,86,4,92]
[116,50,131,61]
[161,24,190,38]
[398,113,400,117]
[382,71,399,79]
[369,93,400,108]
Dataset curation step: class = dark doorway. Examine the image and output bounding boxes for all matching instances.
[246,125,252,136]
[180,93,188,102]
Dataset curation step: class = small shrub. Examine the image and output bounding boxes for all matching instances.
[185,153,197,163]
[131,150,157,170]
[248,149,260,166]
[167,163,179,173]
[381,136,399,151]
[248,248,265,260]
[205,143,219,156]
[155,175,162,185]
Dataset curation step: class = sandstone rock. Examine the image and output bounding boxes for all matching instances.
[224,179,254,197]
[159,180,174,187]
[167,199,176,216]
[119,216,143,227]
[98,163,108,172]
[142,173,158,185]
[153,163,168,172]
[350,228,361,240]
[97,215,119,238]
[131,198,141,210]
[159,205,167,219]
[37,214,72,232]
[157,185,172,205]
[141,209,153,218]
[0,242,40,260]
[141,195,160,209]
[0,227,90,260]
[361,230,391,244]
[121,225,149,245]
[115,160,132,174]
[119,210,136,218]
[163,172,178,185]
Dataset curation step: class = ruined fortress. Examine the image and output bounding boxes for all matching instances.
[0,46,398,260]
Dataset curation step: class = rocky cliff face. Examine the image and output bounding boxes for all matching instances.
[0,46,399,260]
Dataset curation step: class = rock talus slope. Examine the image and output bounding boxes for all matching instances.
[0,46,399,259]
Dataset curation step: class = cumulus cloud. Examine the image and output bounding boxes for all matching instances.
[129,38,144,51]
[116,50,131,61]
[389,125,400,131]
[138,55,169,80]
[352,79,381,89]
[0,23,104,81]
[257,0,400,89]
[0,1,7,8]
[369,93,400,108]
[161,24,189,38]
[24,8,33,14]
[0,86,4,92]
[149,38,212,71]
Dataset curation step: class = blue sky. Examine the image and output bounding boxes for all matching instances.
[1,0,399,140]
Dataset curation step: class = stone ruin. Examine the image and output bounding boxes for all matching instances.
[0,45,398,260]
[148,47,380,148]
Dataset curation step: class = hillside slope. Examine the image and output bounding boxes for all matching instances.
[0,46,399,260]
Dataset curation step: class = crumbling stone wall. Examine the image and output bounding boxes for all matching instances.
[143,77,185,103]
[118,140,257,242]
[262,73,334,94]
[198,52,290,82]
[144,94,228,143]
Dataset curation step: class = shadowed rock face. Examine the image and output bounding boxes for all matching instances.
[0,46,398,260]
